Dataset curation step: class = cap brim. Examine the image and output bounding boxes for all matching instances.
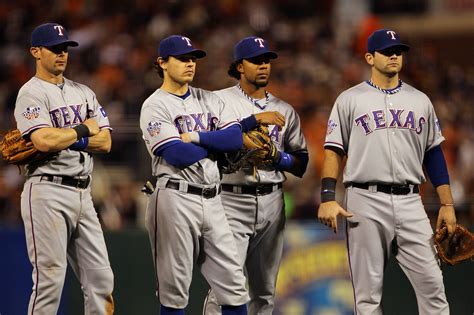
[375,43,410,52]
[189,49,206,58]
[235,51,278,62]
[168,48,206,59]
[39,39,79,47]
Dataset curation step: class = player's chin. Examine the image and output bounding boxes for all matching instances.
[386,64,401,73]
[255,78,269,87]
[54,63,67,70]
[181,77,194,84]
[51,67,65,75]
[183,73,195,80]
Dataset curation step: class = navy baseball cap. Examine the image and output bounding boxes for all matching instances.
[233,36,278,62]
[367,29,410,54]
[31,23,79,47]
[158,35,206,58]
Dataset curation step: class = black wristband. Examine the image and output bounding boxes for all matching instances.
[321,177,337,202]
[73,124,90,139]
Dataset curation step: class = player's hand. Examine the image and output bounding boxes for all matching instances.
[83,118,99,136]
[180,133,191,143]
[436,205,456,235]
[255,111,285,129]
[317,201,353,233]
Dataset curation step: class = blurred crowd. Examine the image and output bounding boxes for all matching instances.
[1,0,473,230]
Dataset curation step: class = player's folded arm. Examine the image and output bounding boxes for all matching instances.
[30,127,78,152]
[84,129,112,153]
[196,125,243,152]
[154,140,209,168]
[240,115,258,132]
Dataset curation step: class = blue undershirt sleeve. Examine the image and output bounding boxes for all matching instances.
[154,140,208,168]
[69,137,89,151]
[423,145,450,187]
[275,150,309,178]
[198,125,243,152]
[240,115,258,132]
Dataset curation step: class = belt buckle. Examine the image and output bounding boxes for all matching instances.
[77,177,89,189]
[202,187,215,199]
[76,179,83,189]
[256,185,265,196]
[392,185,410,195]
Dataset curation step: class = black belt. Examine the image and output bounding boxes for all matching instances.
[221,183,283,196]
[349,183,419,195]
[165,180,221,199]
[40,175,91,189]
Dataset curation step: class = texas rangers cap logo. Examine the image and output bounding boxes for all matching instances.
[158,35,206,58]
[233,36,278,61]
[367,29,410,54]
[147,121,162,137]
[22,106,41,120]
[31,22,79,47]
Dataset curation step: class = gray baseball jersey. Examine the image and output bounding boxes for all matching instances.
[204,85,307,315]
[15,76,111,177]
[15,76,114,314]
[140,86,249,308]
[325,81,444,185]
[216,85,307,185]
[325,80,449,314]
[140,86,239,185]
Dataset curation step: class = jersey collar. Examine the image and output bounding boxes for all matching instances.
[169,88,191,100]
[366,79,403,94]
[237,84,269,110]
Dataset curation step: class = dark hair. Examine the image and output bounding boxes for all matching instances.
[153,57,169,78]
[227,61,241,80]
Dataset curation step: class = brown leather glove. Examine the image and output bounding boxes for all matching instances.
[0,129,48,165]
[242,125,278,167]
[434,223,474,265]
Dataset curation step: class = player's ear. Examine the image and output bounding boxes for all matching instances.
[365,52,374,66]
[30,47,41,60]
[237,62,244,74]
[157,57,167,70]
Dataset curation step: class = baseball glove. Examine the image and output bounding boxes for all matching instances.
[0,129,47,165]
[242,125,278,166]
[219,125,279,174]
[434,223,474,265]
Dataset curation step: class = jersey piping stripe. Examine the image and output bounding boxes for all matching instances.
[365,79,403,94]
[324,142,345,151]
[98,125,112,129]
[237,83,270,109]
[345,221,358,315]
[28,183,39,314]
[153,190,160,297]
[22,124,51,136]
[151,136,181,153]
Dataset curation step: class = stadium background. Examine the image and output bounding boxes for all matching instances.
[0,0,473,314]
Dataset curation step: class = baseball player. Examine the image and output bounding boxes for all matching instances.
[139,35,249,315]
[318,29,457,314]
[203,36,309,315]
[14,23,114,314]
